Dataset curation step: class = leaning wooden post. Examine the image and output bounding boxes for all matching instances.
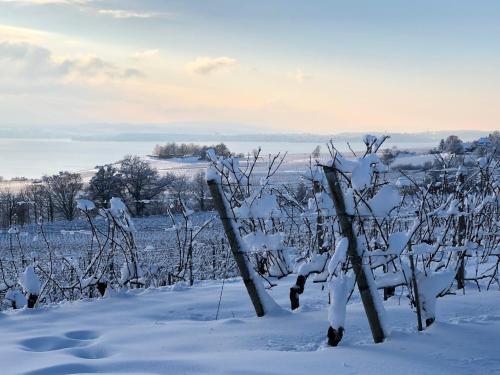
[207,177,266,317]
[323,165,386,344]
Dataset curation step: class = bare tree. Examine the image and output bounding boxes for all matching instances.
[86,164,122,208]
[43,171,83,221]
[191,171,209,211]
[0,190,18,227]
[488,131,500,157]
[119,155,173,216]
[443,135,464,154]
[312,145,321,158]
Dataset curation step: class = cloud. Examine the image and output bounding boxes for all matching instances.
[290,68,312,83]
[130,49,159,60]
[0,41,50,60]
[0,0,88,4]
[60,55,116,77]
[123,68,144,78]
[186,56,237,76]
[0,41,57,77]
[0,41,143,81]
[0,24,50,43]
[97,9,170,19]
[1,1,173,20]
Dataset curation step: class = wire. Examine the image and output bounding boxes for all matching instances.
[215,244,231,320]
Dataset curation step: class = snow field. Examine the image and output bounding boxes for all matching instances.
[0,276,499,374]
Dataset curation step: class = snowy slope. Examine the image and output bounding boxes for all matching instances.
[391,154,436,168]
[0,277,499,374]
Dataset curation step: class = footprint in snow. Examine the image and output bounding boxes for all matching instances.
[66,345,110,360]
[64,330,100,340]
[19,329,104,359]
[19,336,86,352]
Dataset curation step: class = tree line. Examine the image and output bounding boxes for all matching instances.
[0,155,212,228]
[153,142,243,160]
[379,132,500,168]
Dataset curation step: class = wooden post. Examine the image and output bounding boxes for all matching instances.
[27,293,38,308]
[455,171,466,290]
[290,274,306,310]
[97,281,107,296]
[212,245,217,280]
[323,165,386,344]
[313,180,326,254]
[207,178,266,317]
[188,245,194,286]
[408,249,423,332]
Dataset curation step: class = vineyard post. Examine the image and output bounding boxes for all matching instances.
[313,179,326,254]
[408,244,424,332]
[207,178,266,317]
[456,171,466,290]
[323,165,386,344]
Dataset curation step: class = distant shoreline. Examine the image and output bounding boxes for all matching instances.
[0,129,492,144]
[0,131,490,181]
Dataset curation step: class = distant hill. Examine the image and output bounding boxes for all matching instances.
[0,124,492,144]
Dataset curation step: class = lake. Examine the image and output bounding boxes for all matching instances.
[0,138,435,179]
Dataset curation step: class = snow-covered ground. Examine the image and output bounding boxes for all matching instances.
[0,153,324,190]
[391,154,436,168]
[0,150,441,191]
[1,276,498,374]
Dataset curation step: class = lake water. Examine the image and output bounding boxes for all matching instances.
[0,138,435,179]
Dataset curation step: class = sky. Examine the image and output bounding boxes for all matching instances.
[0,0,499,134]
